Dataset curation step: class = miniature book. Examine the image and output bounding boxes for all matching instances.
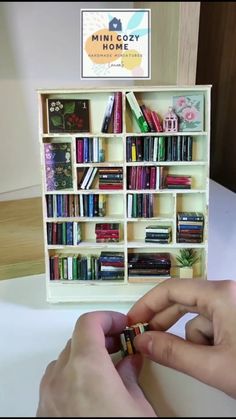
[47,99,89,133]
[120,322,149,356]
[44,143,73,191]
[101,94,115,133]
[126,92,149,133]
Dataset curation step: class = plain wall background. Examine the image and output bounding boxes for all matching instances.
[0,1,199,200]
[0,1,134,200]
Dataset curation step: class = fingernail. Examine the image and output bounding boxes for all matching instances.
[134,333,153,356]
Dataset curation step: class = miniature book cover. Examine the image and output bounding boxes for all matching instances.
[172,94,204,131]
[47,99,89,133]
[44,143,73,191]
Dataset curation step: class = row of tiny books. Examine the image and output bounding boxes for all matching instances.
[76,166,192,191]
[95,223,120,243]
[47,222,121,245]
[127,166,192,190]
[177,212,204,243]
[126,91,204,132]
[127,193,154,218]
[46,194,106,218]
[127,166,163,190]
[44,141,193,192]
[126,92,162,133]
[145,225,171,244]
[126,135,193,162]
[120,323,149,357]
[76,137,105,163]
[78,167,123,190]
[47,93,122,134]
[101,92,122,133]
[49,251,124,281]
[46,93,204,134]
[47,222,81,245]
[166,175,192,189]
[128,252,171,277]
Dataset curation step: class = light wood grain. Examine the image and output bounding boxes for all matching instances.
[177,2,200,84]
[197,2,236,193]
[0,197,45,280]
[134,2,200,85]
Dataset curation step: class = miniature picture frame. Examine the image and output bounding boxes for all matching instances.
[172,94,204,131]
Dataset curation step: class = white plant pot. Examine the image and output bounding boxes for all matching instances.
[179,267,193,278]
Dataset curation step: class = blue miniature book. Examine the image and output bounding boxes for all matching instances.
[173,94,204,131]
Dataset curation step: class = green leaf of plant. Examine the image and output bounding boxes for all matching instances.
[176,249,199,267]
[64,102,75,114]
[51,115,62,127]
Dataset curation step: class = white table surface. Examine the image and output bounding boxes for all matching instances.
[1,179,236,417]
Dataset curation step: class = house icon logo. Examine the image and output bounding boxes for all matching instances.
[109,17,122,31]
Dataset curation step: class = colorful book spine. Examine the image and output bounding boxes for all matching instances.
[93,137,99,163]
[140,104,155,132]
[120,323,150,357]
[136,137,143,161]
[126,137,132,162]
[158,136,166,161]
[83,137,89,162]
[98,195,106,217]
[80,167,94,189]
[187,136,193,161]
[126,92,149,133]
[113,92,122,133]
[150,111,163,132]
[131,138,137,161]
[86,167,98,189]
[101,94,115,133]
[76,139,83,163]
[98,137,105,162]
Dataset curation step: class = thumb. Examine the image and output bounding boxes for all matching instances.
[134,331,218,386]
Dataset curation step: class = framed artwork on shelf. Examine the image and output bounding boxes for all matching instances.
[47,99,90,133]
[172,94,204,131]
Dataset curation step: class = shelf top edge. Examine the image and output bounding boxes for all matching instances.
[37,85,212,94]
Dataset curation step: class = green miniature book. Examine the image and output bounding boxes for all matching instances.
[126,91,149,133]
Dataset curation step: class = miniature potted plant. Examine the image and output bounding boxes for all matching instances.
[176,248,199,278]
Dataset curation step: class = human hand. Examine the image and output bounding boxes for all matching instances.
[128,278,236,399]
[36,311,156,417]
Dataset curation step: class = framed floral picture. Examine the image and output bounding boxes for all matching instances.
[173,94,204,131]
[47,99,90,133]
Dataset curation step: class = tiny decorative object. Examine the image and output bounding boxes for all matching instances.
[163,106,178,132]
[176,248,199,279]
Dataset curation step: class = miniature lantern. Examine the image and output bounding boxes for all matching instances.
[163,106,178,132]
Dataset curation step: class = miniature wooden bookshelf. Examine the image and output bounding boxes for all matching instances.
[38,86,211,303]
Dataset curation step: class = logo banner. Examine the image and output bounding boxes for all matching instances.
[81,9,151,79]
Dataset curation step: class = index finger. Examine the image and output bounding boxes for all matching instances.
[128,278,218,324]
[71,310,127,355]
